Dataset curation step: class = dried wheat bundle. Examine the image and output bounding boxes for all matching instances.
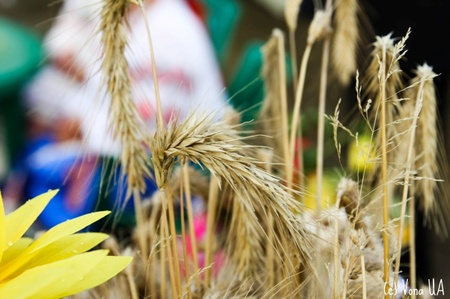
[306,178,384,298]
[148,112,314,296]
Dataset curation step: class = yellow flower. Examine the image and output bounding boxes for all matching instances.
[348,134,376,172]
[0,190,132,298]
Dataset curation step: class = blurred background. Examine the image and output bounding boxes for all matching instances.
[1,0,450,296]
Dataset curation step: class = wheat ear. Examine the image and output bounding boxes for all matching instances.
[284,0,303,92]
[332,0,360,86]
[409,64,450,236]
[260,29,290,180]
[100,0,151,258]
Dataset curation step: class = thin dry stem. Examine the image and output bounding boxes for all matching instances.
[393,79,423,287]
[160,223,167,299]
[161,196,180,298]
[136,0,164,131]
[289,9,331,187]
[179,173,192,299]
[379,39,390,299]
[289,43,311,186]
[316,26,332,214]
[409,186,417,298]
[165,184,183,295]
[204,177,219,287]
[182,162,200,279]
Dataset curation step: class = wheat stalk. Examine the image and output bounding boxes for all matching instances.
[289,9,332,187]
[316,0,333,214]
[99,0,152,260]
[364,32,409,296]
[393,74,424,288]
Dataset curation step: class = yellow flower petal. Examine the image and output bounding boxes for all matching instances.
[0,192,5,262]
[25,233,109,269]
[55,255,132,298]
[0,250,109,299]
[27,210,110,254]
[0,211,110,280]
[4,190,57,250]
[0,238,33,266]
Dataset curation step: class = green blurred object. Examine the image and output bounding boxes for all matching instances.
[201,0,241,64]
[228,42,265,123]
[0,17,43,165]
[228,42,293,124]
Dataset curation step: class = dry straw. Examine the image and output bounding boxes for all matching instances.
[316,0,333,214]
[289,8,332,187]
[364,31,409,293]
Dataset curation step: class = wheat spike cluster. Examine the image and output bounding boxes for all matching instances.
[69,0,450,298]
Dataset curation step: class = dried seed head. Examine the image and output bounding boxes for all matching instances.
[285,0,303,31]
[308,9,332,45]
[332,0,360,86]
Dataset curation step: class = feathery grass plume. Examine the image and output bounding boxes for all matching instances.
[365,31,409,171]
[407,64,450,235]
[332,0,360,86]
[364,33,407,180]
[259,30,290,178]
[99,0,151,195]
[148,112,314,296]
